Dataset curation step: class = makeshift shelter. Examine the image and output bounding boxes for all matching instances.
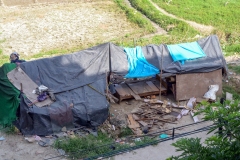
[0,35,227,135]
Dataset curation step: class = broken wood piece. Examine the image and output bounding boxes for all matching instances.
[190,111,199,123]
[149,120,154,128]
[126,83,142,100]
[144,99,163,104]
[161,100,168,108]
[164,107,171,113]
[131,108,143,114]
[171,103,186,109]
[138,121,148,127]
[150,105,161,109]
[139,118,177,124]
[132,114,140,121]
[127,114,140,129]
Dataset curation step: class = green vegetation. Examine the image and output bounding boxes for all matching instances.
[0,49,9,65]
[129,0,199,37]
[223,83,240,100]
[114,0,155,34]
[152,0,240,53]
[228,65,240,74]
[118,127,133,137]
[54,132,157,159]
[0,124,19,134]
[169,100,240,160]
[54,132,129,159]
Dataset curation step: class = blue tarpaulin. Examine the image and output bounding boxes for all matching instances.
[167,41,206,64]
[124,46,159,78]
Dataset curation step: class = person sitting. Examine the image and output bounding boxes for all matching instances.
[10,52,26,64]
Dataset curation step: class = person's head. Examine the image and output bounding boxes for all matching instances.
[10,52,19,62]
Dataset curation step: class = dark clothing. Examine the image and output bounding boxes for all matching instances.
[11,59,26,63]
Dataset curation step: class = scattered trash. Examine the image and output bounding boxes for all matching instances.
[226,92,233,101]
[177,97,196,121]
[58,149,66,156]
[190,111,199,123]
[203,85,219,101]
[38,139,50,147]
[25,135,42,143]
[159,134,169,139]
[112,125,115,131]
[61,126,67,132]
[35,135,42,141]
[134,138,141,142]
[0,136,5,141]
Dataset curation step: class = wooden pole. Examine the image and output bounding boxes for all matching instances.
[159,49,163,100]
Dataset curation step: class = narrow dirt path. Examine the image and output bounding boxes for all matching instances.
[124,0,167,37]
[149,0,214,35]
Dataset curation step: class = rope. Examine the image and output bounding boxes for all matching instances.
[87,84,105,96]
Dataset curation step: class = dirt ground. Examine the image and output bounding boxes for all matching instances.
[0,132,62,160]
[0,0,140,56]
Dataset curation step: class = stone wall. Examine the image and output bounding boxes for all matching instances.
[1,0,76,6]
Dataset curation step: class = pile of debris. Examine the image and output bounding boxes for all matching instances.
[127,99,177,135]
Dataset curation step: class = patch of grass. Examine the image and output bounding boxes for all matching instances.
[223,83,240,100]
[0,50,9,66]
[134,136,157,146]
[225,44,240,53]
[129,0,199,38]
[114,0,156,34]
[30,48,69,59]
[54,130,159,159]
[54,132,130,159]
[228,65,240,74]
[152,0,240,53]
[119,127,133,137]
[0,124,19,135]
[0,38,6,43]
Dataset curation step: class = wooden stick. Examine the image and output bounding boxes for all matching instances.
[105,71,108,96]
[159,49,163,100]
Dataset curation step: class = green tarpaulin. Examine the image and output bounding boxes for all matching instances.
[0,63,20,125]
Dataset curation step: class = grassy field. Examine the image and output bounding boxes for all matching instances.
[129,0,199,37]
[152,0,240,53]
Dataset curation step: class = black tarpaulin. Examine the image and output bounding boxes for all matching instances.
[13,35,227,135]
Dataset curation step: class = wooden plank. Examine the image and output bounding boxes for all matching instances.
[127,114,140,129]
[114,84,129,96]
[152,80,167,91]
[132,114,140,121]
[176,69,222,101]
[127,81,152,94]
[7,68,53,107]
[129,90,141,100]
[115,79,166,102]
[146,81,159,91]
[138,121,148,127]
